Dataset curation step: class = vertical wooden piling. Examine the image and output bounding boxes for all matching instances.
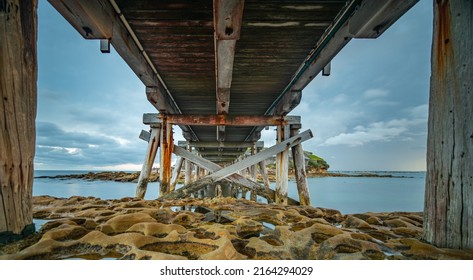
[250,143,257,201]
[136,126,161,198]
[159,121,173,196]
[276,125,289,204]
[424,0,473,249]
[0,0,38,241]
[291,127,311,206]
[170,156,184,192]
[184,144,192,185]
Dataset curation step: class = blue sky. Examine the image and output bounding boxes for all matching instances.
[36,0,432,171]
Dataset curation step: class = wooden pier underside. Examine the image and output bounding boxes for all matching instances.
[47,0,419,204]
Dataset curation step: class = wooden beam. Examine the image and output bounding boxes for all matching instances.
[0,0,37,238]
[159,122,173,196]
[276,125,290,205]
[196,129,312,183]
[214,0,245,141]
[186,141,263,148]
[268,0,418,116]
[171,145,300,205]
[135,126,160,199]
[291,128,311,206]
[144,113,300,127]
[170,157,184,192]
[47,0,113,39]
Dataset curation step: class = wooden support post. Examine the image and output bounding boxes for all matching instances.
[291,127,311,206]
[170,157,184,192]
[159,120,173,196]
[424,0,473,249]
[185,144,192,185]
[276,125,290,205]
[0,0,37,242]
[135,126,161,199]
[172,145,300,205]
[164,130,313,203]
[250,143,257,201]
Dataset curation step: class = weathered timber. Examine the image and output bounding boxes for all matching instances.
[276,125,290,205]
[139,129,151,142]
[250,144,257,201]
[184,141,263,148]
[163,131,312,202]
[269,0,419,116]
[184,144,193,185]
[0,0,37,237]
[170,157,184,192]
[214,0,244,140]
[143,113,300,126]
[291,128,311,206]
[424,0,473,249]
[206,129,312,182]
[172,145,299,205]
[159,122,173,196]
[135,126,160,198]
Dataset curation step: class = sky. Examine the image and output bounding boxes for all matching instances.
[35,0,433,171]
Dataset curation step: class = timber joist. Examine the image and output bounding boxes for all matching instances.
[143,113,301,127]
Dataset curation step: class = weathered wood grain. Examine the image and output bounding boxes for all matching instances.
[276,125,290,205]
[291,128,311,206]
[424,0,473,249]
[135,127,160,199]
[0,0,37,235]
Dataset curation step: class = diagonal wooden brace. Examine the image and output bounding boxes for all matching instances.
[160,129,313,203]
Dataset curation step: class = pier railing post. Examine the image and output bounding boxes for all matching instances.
[290,126,311,206]
[136,126,161,199]
[276,125,290,205]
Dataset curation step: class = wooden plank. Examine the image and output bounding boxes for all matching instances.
[291,128,311,206]
[424,0,473,249]
[171,145,299,205]
[203,129,312,182]
[143,113,300,126]
[0,0,37,235]
[170,157,184,192]
[276,125,290,205]
[135,126,160,199]
[159,122,173,196]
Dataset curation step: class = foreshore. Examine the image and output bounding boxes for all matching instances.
[1,195,472,260]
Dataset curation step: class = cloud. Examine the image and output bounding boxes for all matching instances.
[320,104,428,147]
[363,89,389,99]
[321,120,409,147]
[35,121,147,169]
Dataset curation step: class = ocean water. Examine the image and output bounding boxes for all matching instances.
[33,170,425,214]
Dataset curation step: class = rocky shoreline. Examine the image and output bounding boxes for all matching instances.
[1,196,472,260]
[35,170,405,184]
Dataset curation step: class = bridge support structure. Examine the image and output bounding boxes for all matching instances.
[136,113,312,205]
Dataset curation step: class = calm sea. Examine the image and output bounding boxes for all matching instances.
[33,170,425,214]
